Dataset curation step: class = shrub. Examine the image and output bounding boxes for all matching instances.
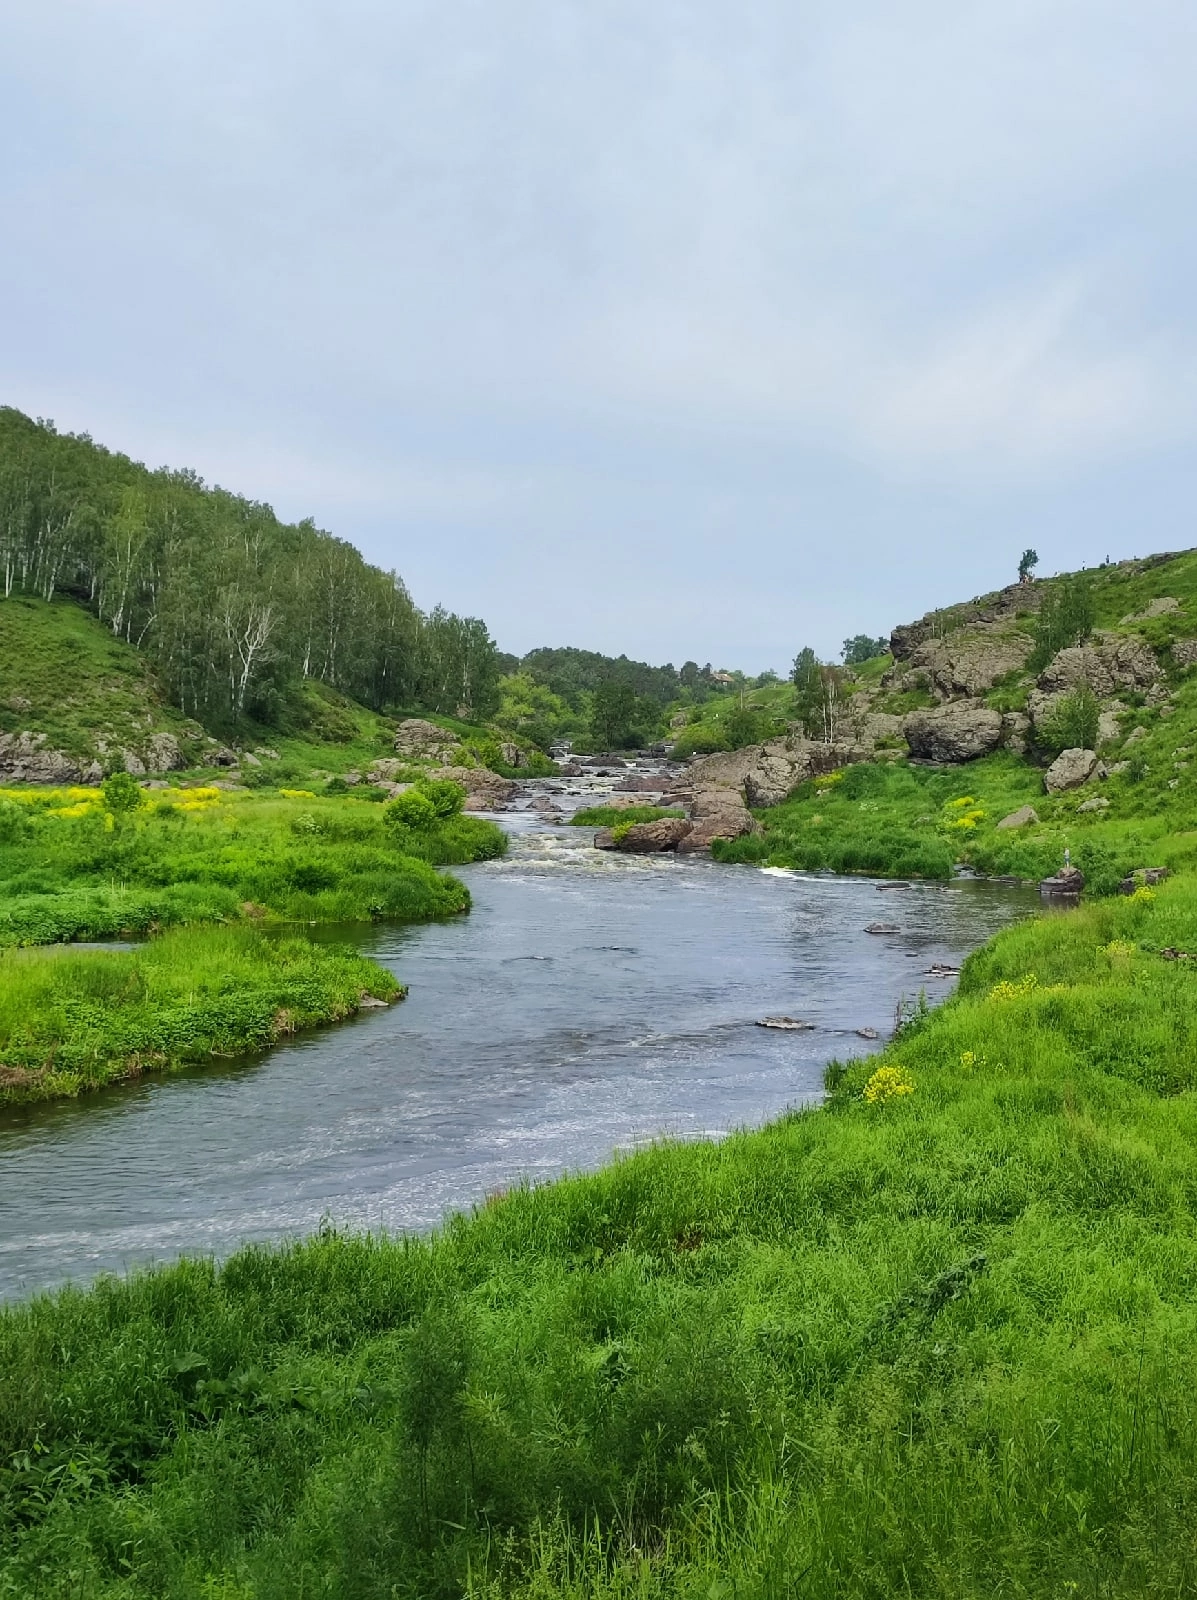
[384,790,438,832]
[1040,683,1100,754]
[101,770,142,814]
[415,778,465,819]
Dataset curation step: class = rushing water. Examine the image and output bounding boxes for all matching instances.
[0,809,1034,1300]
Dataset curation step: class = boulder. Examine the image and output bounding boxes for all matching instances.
[908,623,1033,698]
[498,742,524,768]
[677,786,758,853]
[593,817,693,853]
[367,758,412,784]
[1038,633,1161,697]
[1173,639,1197,667]
[1044,748,1098,793]
[996,804,1039,830]
[120,748,147,776]
[687,737,867,809]
[394,718,463,764]
[1001,711,1031,755]
[144,732,185,772]
[1120,867,1171,894]
[1041,865,1085,903]
[0,731,81,784]
[903,702,1004,763]
[1077,796,1110,814]
[427,764,517,811]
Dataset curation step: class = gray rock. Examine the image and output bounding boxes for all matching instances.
[865,922,901,934]
[1125,725,1148,744]
[1119,867,1171,893]
[1076,796,1110,813]
[908,623,1033,698]
[903,702,1005,763]
[144,732,186,772]
[1001,711,1031,755]
[120,748,146,776]
[0,731,82,784]
[996,804,1039,830]
[393,718,463,764]
[428,765,517,811]
[1173,639,1197,667]
[756,1016,815,1031]
[498,742,524,768]
[1038,633,1161,697]
[1041,865,1085,903]
[1044,748,1099,793]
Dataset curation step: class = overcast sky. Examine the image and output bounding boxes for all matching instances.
[3,3,1196,670]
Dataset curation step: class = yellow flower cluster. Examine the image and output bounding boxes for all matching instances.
[942,795,986,831]
[1129,886,1156,905]
[988,973,1039,1002]
[863,1063,915,1104]
[280,788,317,800]
[959,1049,986,1071]
[166,786,223,812]
[0,785,102,807]
[1103,939,1136,958]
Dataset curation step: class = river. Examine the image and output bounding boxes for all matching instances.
[0,804,1034,1300]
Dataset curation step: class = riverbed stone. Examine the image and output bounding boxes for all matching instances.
[593,817,692,852]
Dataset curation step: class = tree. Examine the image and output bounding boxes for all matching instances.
[725,706,763,749]
[1030,576,1094,671]
[841,634,888,666]
[589,680,639,750]
[1018,548,1039,583]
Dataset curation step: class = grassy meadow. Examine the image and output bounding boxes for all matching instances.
[0,781,505,1103]
[5,877,1197,1593]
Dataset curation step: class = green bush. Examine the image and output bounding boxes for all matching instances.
[1039,683,1100,754]
[383,790,438,831]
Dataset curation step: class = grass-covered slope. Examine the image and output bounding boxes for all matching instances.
[4,879,1197,1595]
[0,596,205,767]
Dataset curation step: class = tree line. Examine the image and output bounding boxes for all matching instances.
[0,408,501,729]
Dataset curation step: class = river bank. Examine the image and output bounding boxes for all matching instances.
[2,867,1196,1596]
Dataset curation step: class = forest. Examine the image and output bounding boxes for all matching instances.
[0,409,501,731]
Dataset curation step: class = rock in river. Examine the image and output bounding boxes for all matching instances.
[593,817,693,853]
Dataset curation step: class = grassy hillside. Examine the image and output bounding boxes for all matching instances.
[0,596,205,766]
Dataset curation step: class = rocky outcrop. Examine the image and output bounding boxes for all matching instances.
[996,804,1039,830]
[688,738,867,809]
[427,765,517,810]
[0,732,82,784]
[1173,638,1197,667]
[1038,633,1161,697]
[593,817,693,853]
[144,732,185,772]
[1043,748,1098,793]
[1121,597,1181,622]
[890,583,1042,661]
[393,718,463,764]
[903,702,1005,763]
[1041,865,1085,903]
[908,624,1033,699]
[677,786,758,853]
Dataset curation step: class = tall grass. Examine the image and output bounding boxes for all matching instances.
[0,924,402,1103]
[6,880,1197,1592]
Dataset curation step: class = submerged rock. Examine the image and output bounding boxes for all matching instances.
[865,922,901,934]
[756,1016,815,1031]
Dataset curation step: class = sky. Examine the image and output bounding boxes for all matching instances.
[3,2,1197,672]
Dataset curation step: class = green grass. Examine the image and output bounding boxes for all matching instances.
[0,787,505,1101]
[0,925,402,1104]
[715,749,1197,888]
[7,880,1197,1592]
[0,596,203,764]
[569,805,685,827]
[0,788,505,947]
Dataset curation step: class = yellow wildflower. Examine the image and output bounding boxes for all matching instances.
[863,1064,915,1105]
[988,974,1038,1003]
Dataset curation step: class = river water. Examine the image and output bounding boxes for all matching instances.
[0,807,1034,1300]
